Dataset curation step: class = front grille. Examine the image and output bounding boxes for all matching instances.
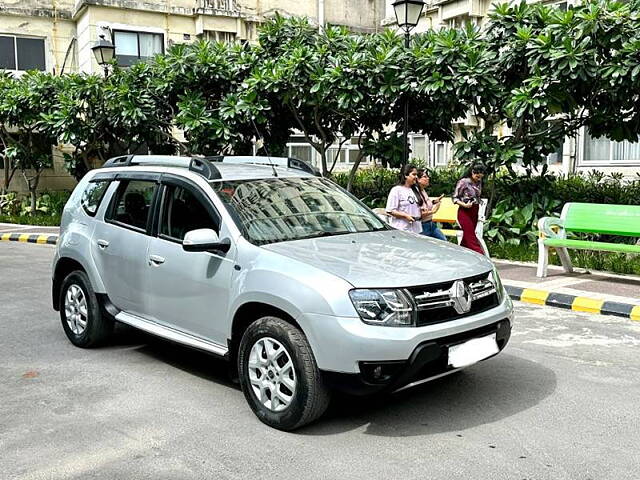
[406,272,499,327]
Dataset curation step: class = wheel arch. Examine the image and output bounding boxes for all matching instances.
[52,257,87,311]
[229,302,302,365]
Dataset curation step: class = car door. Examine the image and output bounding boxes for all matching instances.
[91,174,159,317]
[144,176,237,346]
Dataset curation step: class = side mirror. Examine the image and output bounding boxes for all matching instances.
[183,228,231,254]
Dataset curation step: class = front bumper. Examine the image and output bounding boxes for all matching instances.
[321,319,511,395]
[300,295,513,374]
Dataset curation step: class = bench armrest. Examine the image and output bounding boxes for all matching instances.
[538,216,564,239]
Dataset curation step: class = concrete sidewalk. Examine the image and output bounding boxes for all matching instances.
[0,223,60,235]
[496,259,640,321]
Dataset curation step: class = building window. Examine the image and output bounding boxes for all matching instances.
[582,129,640,165]
[113,30,164,67]
[547,142,563,165]
[289,145,315,165]
[431,141,451,166]
[411,135,427,162]
[203,31,236,44]
[0,35,46,71]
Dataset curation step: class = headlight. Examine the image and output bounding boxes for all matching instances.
[489,267,505,302]
[349,289,416,327]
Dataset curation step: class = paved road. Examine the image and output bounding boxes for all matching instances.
[1,242,639,480]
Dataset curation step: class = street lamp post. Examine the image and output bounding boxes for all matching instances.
[392,0,425,167]
[91,34,115,77]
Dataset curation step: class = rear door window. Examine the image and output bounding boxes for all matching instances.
[107,180,157,231]
[81,180,110,216]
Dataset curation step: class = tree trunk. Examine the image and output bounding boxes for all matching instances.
[347,151,365,192]
[319,145,328,177]
[486,170,496,216]
[3,158,8,193]
[29,188,37,216]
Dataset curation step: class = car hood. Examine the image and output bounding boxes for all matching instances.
[261,230,493,289]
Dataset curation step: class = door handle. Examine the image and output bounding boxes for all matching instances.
[149,255,165,266]
[96,239,109,249]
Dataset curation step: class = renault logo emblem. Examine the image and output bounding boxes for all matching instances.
[449,280,472,314]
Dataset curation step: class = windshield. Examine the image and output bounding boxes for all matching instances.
[212,176,388,246]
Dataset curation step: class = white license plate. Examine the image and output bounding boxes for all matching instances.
[448,333,499,368]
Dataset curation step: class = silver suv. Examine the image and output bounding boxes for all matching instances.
[52,155,513,430]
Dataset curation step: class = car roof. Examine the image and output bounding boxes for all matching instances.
[98,155,319,182]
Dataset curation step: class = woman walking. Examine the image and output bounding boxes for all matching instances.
[385,164,422,233]
[453,163,486,255]
[415,168,446,241]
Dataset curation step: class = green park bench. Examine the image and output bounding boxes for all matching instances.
[537,202,640,278]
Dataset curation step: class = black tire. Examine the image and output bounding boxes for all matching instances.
[238,316,331,431]
[59,270,113,348]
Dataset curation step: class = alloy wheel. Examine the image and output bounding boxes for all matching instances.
[248,337,297,412]
[64,284,88,335]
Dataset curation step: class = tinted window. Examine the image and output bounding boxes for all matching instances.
[81,180,110,216]
[0,36,16,70]
[108,180,156,231]
[16,38,46,71]
[160,185,217,241]
[0,36,45,71]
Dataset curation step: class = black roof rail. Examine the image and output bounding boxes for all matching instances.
[287,157,321,177]
[103,155,135,167]
[102,155,222,181]
[189,157,222,180]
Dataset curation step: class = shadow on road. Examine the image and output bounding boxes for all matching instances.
[304,353,556,437]
[107,324,238,389]
[106,326,556,437]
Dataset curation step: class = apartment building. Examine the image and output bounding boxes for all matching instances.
[0,0,385,191]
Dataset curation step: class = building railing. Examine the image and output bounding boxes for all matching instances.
[196,0,239,14]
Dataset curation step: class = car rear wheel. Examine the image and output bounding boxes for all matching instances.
[238,316,330,431]
[60,271,113,348]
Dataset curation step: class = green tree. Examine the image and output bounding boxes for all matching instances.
[0,72,59,213]
[457,0,640,174]
[152,40,256,155]
[43,62,177,180]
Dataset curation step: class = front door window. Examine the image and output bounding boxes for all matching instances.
[159,185,218,241]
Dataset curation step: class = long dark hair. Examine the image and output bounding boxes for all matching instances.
[399,164,417,186]
[413,167,430,206]
[461,163,486,181]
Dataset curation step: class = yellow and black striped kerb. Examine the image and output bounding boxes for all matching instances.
[506,285,640,321]
[0,233,58,245]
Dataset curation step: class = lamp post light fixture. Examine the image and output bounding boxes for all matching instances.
[91,34,115,76]
[392,0,425,167]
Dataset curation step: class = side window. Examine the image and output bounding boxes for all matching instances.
[81,180,110,216]
[107,180,157,231]
[160,185,218,241]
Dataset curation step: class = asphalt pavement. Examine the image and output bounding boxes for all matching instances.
[1,242,640,480]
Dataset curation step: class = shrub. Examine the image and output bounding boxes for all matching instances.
[336,167,640,246]
[0,190,70,218]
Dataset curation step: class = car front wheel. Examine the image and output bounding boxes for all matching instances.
[238,316,330,431]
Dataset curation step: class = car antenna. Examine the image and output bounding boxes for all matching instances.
[251,118,278,178]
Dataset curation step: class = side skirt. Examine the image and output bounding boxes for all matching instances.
[114,310,229,358]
